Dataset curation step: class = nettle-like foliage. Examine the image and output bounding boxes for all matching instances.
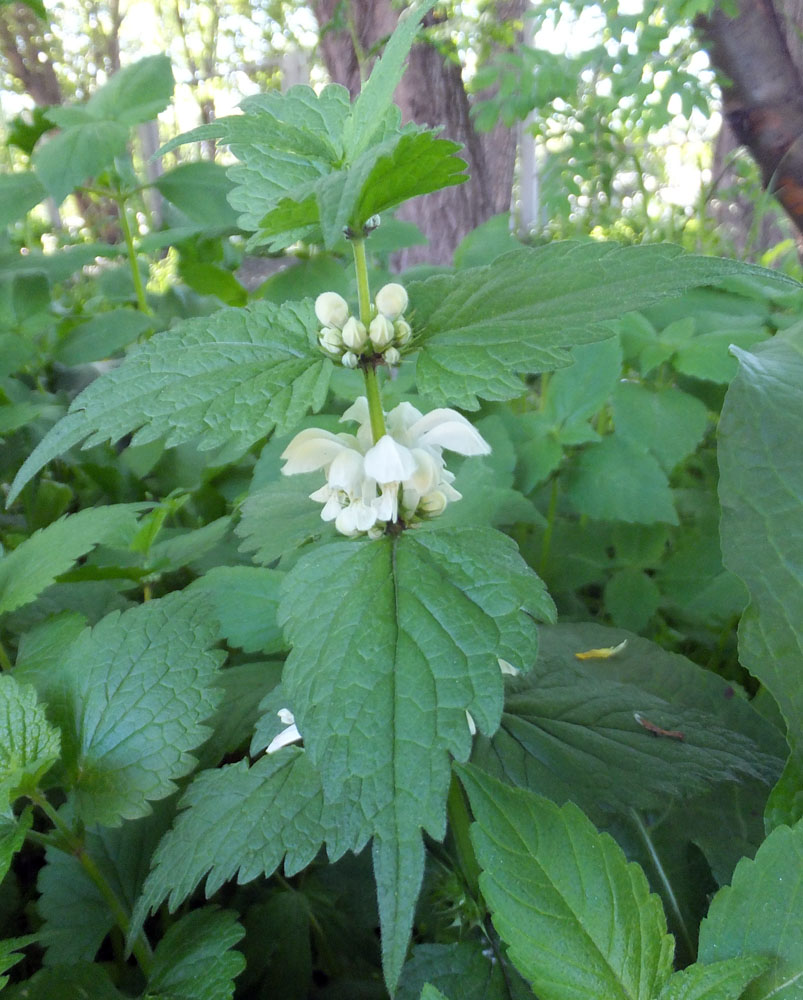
[2,3,803,998]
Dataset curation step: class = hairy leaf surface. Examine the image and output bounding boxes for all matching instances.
[459,765,675,1000]
[698,820,803,999]
[147,907,245,1000]
[45,591,224,826]
[718,329,803,762]
[409,244,799,408]
[0,676,61,809]
[657,957,768,1000]
[8,299,329,503]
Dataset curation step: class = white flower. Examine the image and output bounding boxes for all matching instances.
[342,351,359,369]
[315,291,349,329]
[375,283,408,320]
[341,316,368,352]
[394,319,412,346]
[281,398,491,537]
[384,346,401,366]
[369,314,395,350]
[319,326,344,358]
[266,709,302,754]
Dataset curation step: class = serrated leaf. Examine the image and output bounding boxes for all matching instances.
[147,907,245,1000]
[46,591,224,826]
[2,962,127,998]
[0,936,37,991]
[459,765,675,1000]
[237,473,330,566]
[398,941,511,1000]
[613,383,709,472]
[698,820,803,999]
[200,663,282,768]
[8,300,330,504]
[131,751,328,934]
[187,566,285,654]
[718,330,803,762]
[154,160,239,228]
[344,0,438,158]
[0,675,61,809]
[410,243,799,409]
[37,803,173,965]
[0,505,145,614]
[657,957,768,1000]
[0,808,32,884]
[565,435,678,524]
[85,54,174,125]
[278,526,552,990]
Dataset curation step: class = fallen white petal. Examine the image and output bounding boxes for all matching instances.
[267,723,302,754]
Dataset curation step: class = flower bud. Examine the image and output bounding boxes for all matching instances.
[419,490,448,517]
[394,319,412,345]
[342,351,359,369]
[384,346,401,366]
[375,283,408,320]
[315,291,349,329]
[341,316,368,352]
[369,314,395,350]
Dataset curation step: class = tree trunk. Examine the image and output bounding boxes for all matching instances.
[698,0,803,247]
[312,0,525,267]
[0,2,63,107]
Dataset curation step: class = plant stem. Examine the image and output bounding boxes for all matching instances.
[539,475,559,578]
[351,237,387,443]
[0,637,13,672]
[116,195,153,318]
[446,773,481,901]
[29,791,154,975]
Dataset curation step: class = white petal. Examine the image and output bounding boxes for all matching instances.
[267,723,302,754]
[375,282,408,320]
[342,316,368,351]
[498,658,520,676]
[320,496,344,521]
[465,710,477,736]
[419,490,448,516]
[281,428,353,474]
[327,449,366,494]
[278,708,295,725]
[386,400,423,436]
[404,449,441,495]
[411,410,491,456]
[369,314,395,349]
[374,483,398,522]
[364,435,417,483]
[341,396,370,426]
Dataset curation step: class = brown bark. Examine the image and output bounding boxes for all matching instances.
[312,0,525,267]
[0,2,62,106]
[699,0,803,243]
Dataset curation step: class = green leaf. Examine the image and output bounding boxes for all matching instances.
[154,160,239,228]
[0,172,46,226]
[147,907,245,1000]
[7,299,330,504]
[33,120,129,203]
[0,935,37,990]
[421,987,450,1000]
[718,330,803,761]
[187,566,284,655]
[55,309,152,366]
[673,329,767,383]
[131,751,328,931]
[0,675,61,809]
[410,243,798,409]
[37,803,172,965]
[656,957,768,1000]
[200,662,282,766]
[278,526,553,990]
[613,383,709,472]
[45,590,224,826]
[698,820,803,999]
[2,962,127,998]
[85,54,174,125]
[604,567,661,631]
[0,505,144,615]
[398,942,511,1000]
[344,0,439,158]
[459,765,675,1000]
[0,808,32,884]
[237,474,330,566]
[565,435,678,524]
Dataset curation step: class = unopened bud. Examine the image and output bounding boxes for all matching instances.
[419,490,448,517]
[375,283,408,320]
[394,319,412,345]
[369,314,395,350]
[384,346,401,366]
[341,316,368,352]
[315,291,349,329]
[319,327,343,358]
[342,351,359,369]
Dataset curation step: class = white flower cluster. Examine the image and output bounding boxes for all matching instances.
[281,397,491,538]
[315,284,412,369]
